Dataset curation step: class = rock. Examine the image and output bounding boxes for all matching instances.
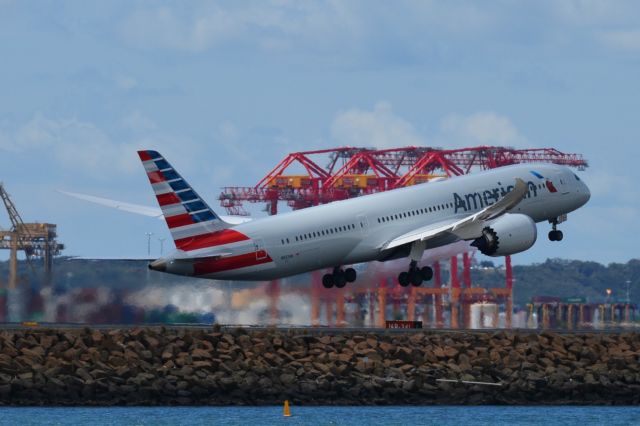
[258,377,273,388]
[366,338,378,348]
[433,347,446,358]
[443,346,459,358]
[0,384,10,396]
[18,371,33,381]
[280,373,296,385]
[75,368,92,382]
[379,342,395,353]
[192,348,212,359]
[193,360,213,369]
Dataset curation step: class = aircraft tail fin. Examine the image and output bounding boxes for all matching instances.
[137,150,231,250]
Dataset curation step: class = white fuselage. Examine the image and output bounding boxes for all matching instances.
[160,164,590,280]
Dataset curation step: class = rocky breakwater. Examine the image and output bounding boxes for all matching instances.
[1,327,640,405]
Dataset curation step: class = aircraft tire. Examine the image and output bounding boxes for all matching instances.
[333,270,347,288]
[344,267,357,283]
[410,270,423,286]
[548,230,563,241]
[398,272,410,287]
[322,274,335,289]
[421,266,434,281]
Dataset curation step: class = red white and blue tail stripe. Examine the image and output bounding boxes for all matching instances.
[137,150,242,251]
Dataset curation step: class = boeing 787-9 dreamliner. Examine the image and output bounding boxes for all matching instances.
[139,150,590,288]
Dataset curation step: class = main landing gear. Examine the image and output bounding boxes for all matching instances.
[322,267,357,289]
[548,218,564,242]
[398,260,433,287]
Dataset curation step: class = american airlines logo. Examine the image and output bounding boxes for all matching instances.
[453,180,544,214]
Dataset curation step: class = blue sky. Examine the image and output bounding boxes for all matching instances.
[0,1,639,265]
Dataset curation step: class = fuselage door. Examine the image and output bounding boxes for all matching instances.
[254,238,267,260]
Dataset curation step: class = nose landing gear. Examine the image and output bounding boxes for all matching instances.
[398,261,433,287]
[322,266,357,289]
[548,218,564,241]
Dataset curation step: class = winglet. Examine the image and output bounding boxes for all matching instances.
[474,177,528,222]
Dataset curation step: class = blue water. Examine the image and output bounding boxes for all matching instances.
[1,406,640,425]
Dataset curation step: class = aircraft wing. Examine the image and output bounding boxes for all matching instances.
[59,190,164,218]
[382,178,528,250]
[59,190,252,224]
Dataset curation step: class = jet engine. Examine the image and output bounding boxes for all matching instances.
[471,213,537,257]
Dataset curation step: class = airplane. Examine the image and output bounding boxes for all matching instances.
[138,150,590,288]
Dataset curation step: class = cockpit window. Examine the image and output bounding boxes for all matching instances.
[574,173,581,181]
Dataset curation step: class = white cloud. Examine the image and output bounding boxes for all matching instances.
[438,111,527,148]
[597,29,640,51]
[122,110,158,133]
[119,2,361,53]
[120,5,240,52]
[115,74,138,91]
[550,0,638,27]
[331,102,424,149]
[0,113,201,179]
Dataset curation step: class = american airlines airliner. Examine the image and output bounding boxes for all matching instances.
[139,150,590,288]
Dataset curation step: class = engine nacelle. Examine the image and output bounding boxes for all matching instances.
[471,213,537,257]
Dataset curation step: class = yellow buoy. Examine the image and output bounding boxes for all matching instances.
[283,400,291,417]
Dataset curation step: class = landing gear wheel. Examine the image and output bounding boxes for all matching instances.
[398,272,410,287]
[548,230,564,241]
[344,267,357,283]
[409,270,423,287]
[334,271,347,288]
[322,274,334,289]
[420,266,434,281]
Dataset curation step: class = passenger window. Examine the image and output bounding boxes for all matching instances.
[286,238,289,243]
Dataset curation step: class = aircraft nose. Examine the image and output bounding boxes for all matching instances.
[579,181,591,206]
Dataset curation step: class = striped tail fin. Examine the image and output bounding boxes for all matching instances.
[138,150,232,250]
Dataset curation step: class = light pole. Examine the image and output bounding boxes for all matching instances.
[158,237,166,255]
[145,232,154,256]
